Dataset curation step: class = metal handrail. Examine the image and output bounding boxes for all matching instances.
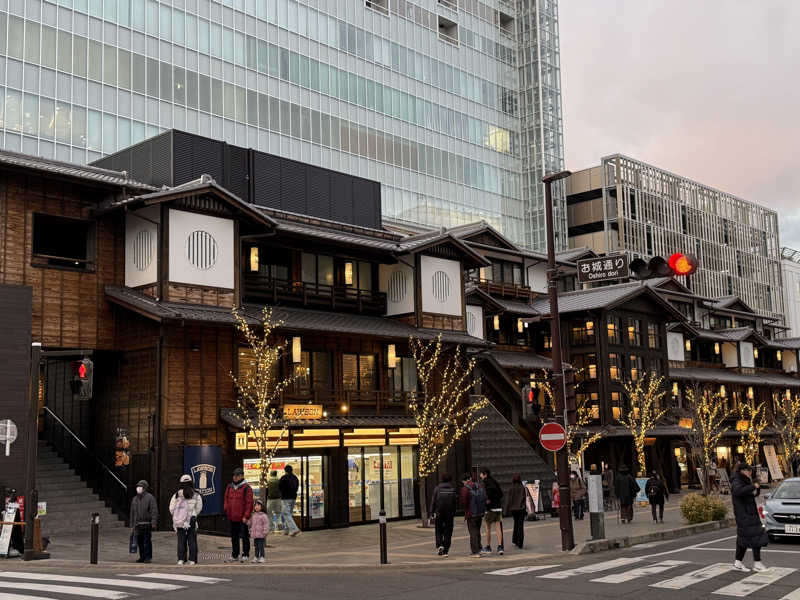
[42,406,127,492]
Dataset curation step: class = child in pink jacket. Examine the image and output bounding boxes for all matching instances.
[249,500,270,563]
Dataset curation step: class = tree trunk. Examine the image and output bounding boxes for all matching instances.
[419,477,430,528]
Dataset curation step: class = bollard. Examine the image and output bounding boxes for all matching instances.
[23,488,38,561]
[587,474,605,540]
[90,513,100,564]
[378,509,388,564]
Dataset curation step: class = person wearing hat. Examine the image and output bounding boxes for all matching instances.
[731,463,769,572]
[224,467,254,562]
[129,480,158,563]
[169,474,203,565]
[614,465,640,523]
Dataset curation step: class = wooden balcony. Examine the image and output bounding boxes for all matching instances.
[243,275,387,314]
[280,389,420,416]
[470,278,537,301]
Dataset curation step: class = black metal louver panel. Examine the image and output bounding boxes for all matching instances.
[172,131,194,186]
[306,166,331,220]
[150,133,173,187]
[252,152,281,210]
[352,179,377,228]
[281,159,306,215]
[188,135,224,184]
[226,145,250,202]
[330,172,354,224]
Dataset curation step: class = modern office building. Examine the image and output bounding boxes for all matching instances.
[0,0,565,250]
[565,154,784,321]
[781,247,800,337]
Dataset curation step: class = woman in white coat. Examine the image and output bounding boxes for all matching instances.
[169,474,203,565]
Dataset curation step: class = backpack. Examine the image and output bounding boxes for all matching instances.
[468,482,487,516]
[646,480,660,498]
[435,485,457,514]
[172,493,190,528]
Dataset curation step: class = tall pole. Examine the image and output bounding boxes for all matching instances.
[24,342,42,561]
[543,170,574,552]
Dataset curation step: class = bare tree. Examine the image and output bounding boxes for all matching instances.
[410,334,488,527]
[682,383,729,495]
[776,393,800,469]
[619,373,668,476]
[229,306,296,501]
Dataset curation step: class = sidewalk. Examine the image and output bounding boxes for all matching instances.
[30,490,720,569]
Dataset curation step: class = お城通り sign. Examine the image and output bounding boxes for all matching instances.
[577,254,629,283]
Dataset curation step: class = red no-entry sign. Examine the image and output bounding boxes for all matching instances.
[539,422,566,452]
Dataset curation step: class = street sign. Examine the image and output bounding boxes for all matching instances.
[577,254,629,283]
[539,422,566,452]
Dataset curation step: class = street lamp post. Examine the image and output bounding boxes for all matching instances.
[542,169,575,552]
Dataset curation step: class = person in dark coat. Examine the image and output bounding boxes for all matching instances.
[130,479,158,563]
[503,474,527,549]
[731,463,769,572]
[645,471,668,523]
[614,465,640,523]
[430,473,457,556]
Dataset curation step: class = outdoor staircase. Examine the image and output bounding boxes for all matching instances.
[37,441,126,538]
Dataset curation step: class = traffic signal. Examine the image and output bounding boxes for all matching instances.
[69,358,93,398]
[522,385,534,419]
[630,253,698,280]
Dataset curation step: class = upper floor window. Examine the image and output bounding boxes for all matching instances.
[647,323,661,349]
[573,353,597,381]
[249,246,290,280]
[472,261,522,285]
[609,353,621,381]
[629,355,644,381]
[32,213,95,271]
[302,253,374,290]
[391,356,419,396]
[302,252,334,287]
[607,317,622,345]
[294,351,333,394]
[343,353,377,391]
[628,319,642,346]
[570,320,596,345]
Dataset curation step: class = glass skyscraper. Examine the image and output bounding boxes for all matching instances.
[0,0,564,249]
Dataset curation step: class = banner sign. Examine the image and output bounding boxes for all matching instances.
[0,504,18,557]
[635,478,649,504]
[525,482,541,514]
[183,445,223,515]
[764,445,784,481]
[283,404,323,420]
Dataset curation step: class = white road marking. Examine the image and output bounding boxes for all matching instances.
[591,560,689,584]
[486,565,561,576]
[538,557,643,579]
[651,562,735,589]
[0,572,184,591]
[780,586,800,599]
[123,572,231,584]
[0,594,55,600]
[0,582,129,599]
[694,547,800,555]
[637,535,738,559]
[712,567,796,597]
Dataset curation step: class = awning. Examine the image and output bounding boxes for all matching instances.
[220,407,416,430]
[669,367,800,388]
[487,350,554,371]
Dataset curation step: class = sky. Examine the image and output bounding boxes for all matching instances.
[559,0,800,250]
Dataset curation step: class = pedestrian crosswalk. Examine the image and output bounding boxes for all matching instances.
[0,570,229,599]
[482,558,800,597]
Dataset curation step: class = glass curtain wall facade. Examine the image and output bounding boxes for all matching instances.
[0,0,564,248]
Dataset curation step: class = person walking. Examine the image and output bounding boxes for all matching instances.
[602,465,615,506]
[266,470,282,533]
[614,465,640,523]
[731,463,769,572]
[645,471,668,523]
[504,474,527,549]
[223,467,254,563]
[570,471,587,520]
[129,480,158,564]
[249,500,270,563]
[460,472,486,557]
[792,451,800,478]
[430,473,457,557]
[278,464,301,537]
[479,468,504,555]
[169,474,203,565]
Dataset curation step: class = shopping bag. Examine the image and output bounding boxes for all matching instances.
[129,532,138,554]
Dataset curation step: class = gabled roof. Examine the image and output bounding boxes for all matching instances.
[396,231,490,268]
[555,247,598,263]
[0,148,154,190]
[528,282,686,321]
[106,175,276,228]
[492,297,541,317]
[704,295,757,315]
[445,220,520,252]
[645,277,692,294]
[465,287,505,313]
[765,337,800,350]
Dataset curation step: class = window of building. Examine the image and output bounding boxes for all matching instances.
[294,351,333,395]
[609,353,621,381]
[570,320,596,346]
[301,253,335,287]
[629,355,644,381]
[250,246,290,280]
[343,354,377,390]
[391,356,418,399]
[577,392,600,421]
[32,213,95,270]
[628,319,642,346]
[237,346,280,384]
[648,323,661,349]
[573,354,597,381]
[607,317,622,345]
[611,392,623,421]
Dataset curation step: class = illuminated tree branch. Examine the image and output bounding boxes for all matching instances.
[776,393,800,468]
[620,373,668,476]
[738,401,768,466]
[682,383,730,495]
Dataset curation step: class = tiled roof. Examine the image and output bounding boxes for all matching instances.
[767,337,800,350]
[529,282,667,315]
[269,217,399,253]
[220,408,416,430]
[105,286,487,346]
[669,366,800,388]
[487,350,553,371]
[492,297,541,317]
[0,148,154,190]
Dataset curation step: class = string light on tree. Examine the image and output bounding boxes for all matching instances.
[776,392,800,467]
[619,373,668,476]
[737,401,768,466]
[682,383,730,495]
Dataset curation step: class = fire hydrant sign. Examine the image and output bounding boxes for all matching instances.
[539,422,566,452]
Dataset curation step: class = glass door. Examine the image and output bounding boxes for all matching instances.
[348,450,364,523]
[307,455,326,528]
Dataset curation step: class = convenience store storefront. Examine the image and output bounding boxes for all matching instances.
[222,410,420,530]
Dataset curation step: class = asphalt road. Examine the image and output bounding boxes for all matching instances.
[2,529,800,599]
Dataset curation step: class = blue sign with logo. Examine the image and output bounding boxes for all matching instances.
[183,445,223,515]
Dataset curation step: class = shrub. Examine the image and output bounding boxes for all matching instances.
[680,493,729,524]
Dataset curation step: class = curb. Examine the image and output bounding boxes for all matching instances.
[571,518,736,555]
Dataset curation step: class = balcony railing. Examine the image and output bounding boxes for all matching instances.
[243,275,387,314]
[469,277,536,300]
[280,389,420,416]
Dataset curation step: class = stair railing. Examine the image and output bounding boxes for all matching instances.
[42,406,129,522]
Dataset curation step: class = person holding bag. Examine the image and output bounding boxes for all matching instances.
[129,480,158,563]
[504,474,527,549]
[169,474,203,565]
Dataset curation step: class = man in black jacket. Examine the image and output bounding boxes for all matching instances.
[480,468,504,555]
[645,471,669,523]
[430,474,457,557]
[278,465,301,537]
[731,463,768,572]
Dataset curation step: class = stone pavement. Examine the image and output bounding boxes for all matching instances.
[29,490,722,569]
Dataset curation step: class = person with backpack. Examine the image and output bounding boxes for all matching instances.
[278,465,301,537]
[570,471,587,520]
[479,468,504,555]
[224,467,254,563]
[430,473,457,556]
[645,471,668,523]
[503,474,527,549]
[614,465,640,523]
[129,480,158,563]
[460,472,486,557]
[169,474,203,565]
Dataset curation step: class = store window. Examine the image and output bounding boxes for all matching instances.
[628,319,642,346]
[607,316,621,345]
[648,323,661,349]
[343,354,377,390]
[401,446,416,517]
[364,448,382,521]
[348,450,364,523]
[382,446,400,519]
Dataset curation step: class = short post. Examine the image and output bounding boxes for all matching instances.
[587,473,605,540]
[379,510,388,564]
[23,488,37,561]
[90,513,100,564]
